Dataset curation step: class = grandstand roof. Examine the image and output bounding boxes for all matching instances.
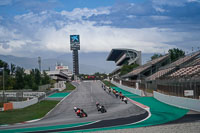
[107,48,141,66]
[107,49,126,61]
[122,54,169,78]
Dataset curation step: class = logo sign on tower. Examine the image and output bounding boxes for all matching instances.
[70,35,80,50]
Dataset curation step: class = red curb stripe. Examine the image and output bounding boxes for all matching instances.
[127,98,149,109]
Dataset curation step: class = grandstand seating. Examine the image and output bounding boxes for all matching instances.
[185,56,200,66]
[146,50,200,81]
[170,50,200,67]
[146,67,174,81]
[123,54,169,78]
[169,64,200,78]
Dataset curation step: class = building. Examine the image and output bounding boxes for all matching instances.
[107,48,142,77]
[46,63,72,81]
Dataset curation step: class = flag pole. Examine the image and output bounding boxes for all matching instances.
[2,68,5,104]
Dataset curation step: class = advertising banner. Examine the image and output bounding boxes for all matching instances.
[70,35,80,50]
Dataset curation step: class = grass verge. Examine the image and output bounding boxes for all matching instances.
[0,102,3,108]
[0,100,59,125]
[102,80,116,87]
[61,82,76,92]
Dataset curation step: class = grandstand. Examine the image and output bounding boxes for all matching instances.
[109,50,200,99]
[107,48,142,77]
[168,64,200,78]
[146,50,200,81]
[122,54,170,80]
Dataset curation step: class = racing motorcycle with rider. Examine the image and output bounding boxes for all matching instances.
[96,102,107,113]
[74,107,88,118]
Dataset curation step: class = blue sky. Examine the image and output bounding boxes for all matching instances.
[0,0,200,60]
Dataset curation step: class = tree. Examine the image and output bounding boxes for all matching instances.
[24,74,34,90]
[11,63,16,75]
[0,60,10,75]
[0,60,10,90]
[14,67,25,90]
[120,64,139,76]
[41,71,50,85]
[168,48,185,62]
[151,54,163,60]
[35,69,41,86]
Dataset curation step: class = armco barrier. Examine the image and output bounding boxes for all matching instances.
[154,91,200,112]
[12,98,38,109]
[111,80,143,96]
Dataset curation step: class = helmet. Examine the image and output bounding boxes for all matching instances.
[74,107,77,110]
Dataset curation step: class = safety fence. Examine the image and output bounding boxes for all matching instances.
[156,78,200,99]
[113,77,200,99]
[154,91,200,112]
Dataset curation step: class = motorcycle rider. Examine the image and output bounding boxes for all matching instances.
[74,107,80,116]
[123,96,128,104]
[74,107,87,117]
[115,91,119,98]
[96,102,107,113]
[113,89,116,95]
[96,102,100,108]
[108,87,111,93]
[119,92,123,99]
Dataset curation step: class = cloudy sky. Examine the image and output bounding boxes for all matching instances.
[0,0,200,60]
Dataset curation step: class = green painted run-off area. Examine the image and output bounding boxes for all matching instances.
[0,86,188,133]
[48,92,70,98]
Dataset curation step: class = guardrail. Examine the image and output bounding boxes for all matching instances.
[12,98,38,109]
[111,80,143,96]
[154,91,200,112]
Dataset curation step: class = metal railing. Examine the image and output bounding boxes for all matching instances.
[156,78,200,99]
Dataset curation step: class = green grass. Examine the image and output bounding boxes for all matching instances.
[145,88,154,93]
[61,82,76,92]
[0,102,3,108]
[102,80,116,87]
[0,100,59,125]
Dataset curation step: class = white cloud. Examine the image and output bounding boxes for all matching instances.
[0,45,12,55]
[61,7,110,20]
[36,21,179,54]
[127,15,137,19]
[188,0,200,2]
[150,16,170,20]
[152,0,187,6]
[1,6,199,57]
[14,12,49,24]
[153,7,166,12]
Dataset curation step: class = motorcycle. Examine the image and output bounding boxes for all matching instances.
[97,105,107,113]
[76,109,88,118]
[122,97,128,104]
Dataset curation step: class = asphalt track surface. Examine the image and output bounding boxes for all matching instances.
[0,81,147,132]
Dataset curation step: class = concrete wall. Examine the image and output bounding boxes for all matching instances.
[154,91,200,112]
[111,80,143,96]
[53,81,66,92]
[12,98,38,109]
[0,91,45,98]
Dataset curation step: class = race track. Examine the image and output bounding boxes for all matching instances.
[0,81,147,132]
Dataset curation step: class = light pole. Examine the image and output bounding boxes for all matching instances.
[3,68,5,103]
[0,68,5,103]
